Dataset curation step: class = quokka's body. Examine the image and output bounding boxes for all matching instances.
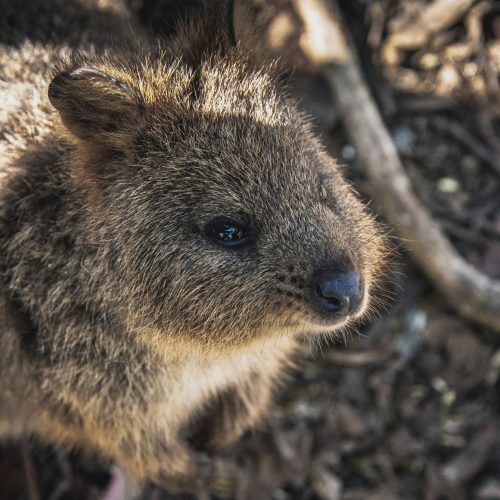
[0,0,386,490]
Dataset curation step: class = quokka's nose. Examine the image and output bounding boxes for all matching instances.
[313,270,363,316]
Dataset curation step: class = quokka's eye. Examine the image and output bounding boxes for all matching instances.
[205,217,249,248]
[319,185,328,202]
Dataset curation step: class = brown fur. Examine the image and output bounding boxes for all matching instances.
[0,0,387,492]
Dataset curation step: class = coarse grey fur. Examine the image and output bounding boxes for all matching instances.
[0,0,387,491]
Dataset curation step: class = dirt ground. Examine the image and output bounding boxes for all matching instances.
[1,0,499,499]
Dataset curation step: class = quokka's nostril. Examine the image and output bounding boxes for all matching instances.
[313,270,362,316]
[316,283,344,312]
[325,296,341,308]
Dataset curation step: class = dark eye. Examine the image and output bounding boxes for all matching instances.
[205,217,249,248]
[319,185,328,202]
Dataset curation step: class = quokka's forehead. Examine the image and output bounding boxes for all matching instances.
[185,116,321,168]
[171,148,323,196]
[190,171,325,223]
[194,61,286,124]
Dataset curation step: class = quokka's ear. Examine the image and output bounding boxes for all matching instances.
[227,0,237,46]
[48,68,143,145]
[227,0,264,54]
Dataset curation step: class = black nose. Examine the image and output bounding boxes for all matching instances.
[314,270,363,316]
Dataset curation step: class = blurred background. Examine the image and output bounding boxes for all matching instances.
[1,0,499,499]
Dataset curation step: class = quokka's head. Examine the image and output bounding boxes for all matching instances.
[48,1,387,349]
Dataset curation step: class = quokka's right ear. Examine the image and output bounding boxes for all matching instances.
[48,67,144,146]
[226,0,267,57]
[227,0,252,46]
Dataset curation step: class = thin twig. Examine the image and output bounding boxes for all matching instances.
[432,117,500,175]
[327,348,394,366]
[21,440,40,500]
[47,449,72,500]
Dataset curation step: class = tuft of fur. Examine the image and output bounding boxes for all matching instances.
[0,0,387,491]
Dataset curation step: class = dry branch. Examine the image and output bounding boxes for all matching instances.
[379,0,475,65]
[295,0,500,333]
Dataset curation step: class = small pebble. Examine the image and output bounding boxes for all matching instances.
[463,62,477,78]
[461,155,478,172]
[437,177,460,193]
[432,377,448,393]
[419,53,440,70]
[341,144,356,161]
[442,389,457,407]
[273,488,291,500]
[392,125,415,151]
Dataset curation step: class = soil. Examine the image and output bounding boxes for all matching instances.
[1,1,499,499]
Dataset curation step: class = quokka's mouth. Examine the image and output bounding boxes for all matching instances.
[301,314,350,331]
[295,284,370,332]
